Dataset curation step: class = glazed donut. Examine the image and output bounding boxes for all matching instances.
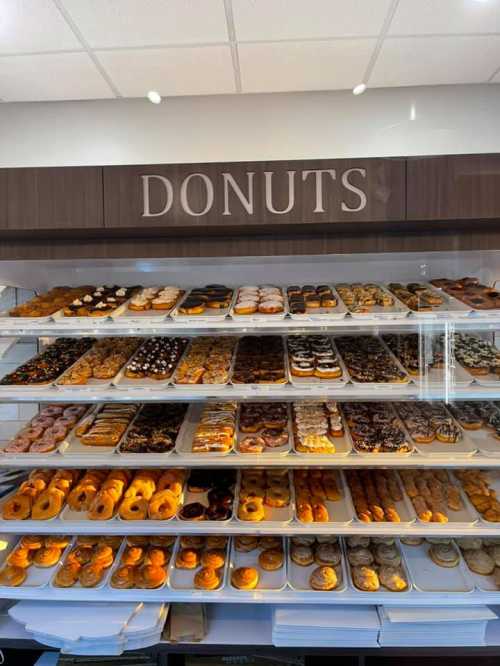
[121,546,144,566]
[258,548,284,571]
[111,565,135,589]
[54,562,81,587]
[88,490,115,520]
[33,546,62,568]
[7,547,32,568]
[0,565,27,587]
[296,501,314,523]
[68,484,98,512]
[194,566,220,590]
[79,563,105,588]
[29,440,57,454]
[265,487,290,508]
[148,490,178,520]
[119,496,148,521]
[231,566,259,590]
[239,436,265,454]
[238,498,265,521]
[139,564,167,589]
[20,426,44,442]
[4,437,32,453]
[3,494,33,521]
[261,428,289,448]
[19,478,48,498]
[92,544,114,568]
[146,548,168,567]
[31,489,64,520]
[157,471,183,496]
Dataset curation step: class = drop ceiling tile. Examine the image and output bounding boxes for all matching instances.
[232,0,392,40]
[239,39,375,93]
[371,36,500,88]
[0,0,81,54]
[96,46,235,97]
[61,0,228,48]
[0,52,114,101]
[390,0,500,35]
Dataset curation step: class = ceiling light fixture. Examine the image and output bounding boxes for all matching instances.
[147,90,162,104]
[352,83,367,96]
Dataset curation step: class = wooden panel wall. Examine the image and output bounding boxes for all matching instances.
[0,170,7,229]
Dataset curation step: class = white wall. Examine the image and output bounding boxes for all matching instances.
[0,84,499,168]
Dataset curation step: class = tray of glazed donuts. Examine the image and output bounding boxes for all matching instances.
[110,534,175,590]
[335,283,409,318]
[401,537,474,593]
[177,469,236,523]
[287,335,348,386]
[386,282,470,317]
[236,469,293,526]
[399,469,477,527]
[292,401,351,456]
[293,469,353,527]
[113,337,189,389]
[2,404,89,455]
[172,285,234,321]
[286,284,347,319]
[0,534,72,588]
[288,535,346,592]
[56,337,142,389]
[394,402,476,457]
[172,336,237,389]
[114,286,184,321]
[334,335,410,386]
[235,402,292,456]
[345,535,411,594]
[51,535,122,588]
[231,285,287,320]
[342,402,413,456]
[230,535,287,592]
[169,535,229,592]
[0,337,95,390]
[448,402,500,457]
[176,402,237,456]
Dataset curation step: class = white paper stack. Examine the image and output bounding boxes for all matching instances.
[272,605,380,647]
[378,605,497,647]
[8,600,168,655]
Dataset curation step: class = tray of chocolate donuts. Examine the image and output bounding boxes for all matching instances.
[0,534,73,589]
[55,338,142,390]
[117,403,189,458]
[113,337,190,389]
[292,401,352,456]
[2,404,89,456]
[113,286,184,322]
[344,535,412,594]
[235,402,292,456]
[286,285,347,320]
[342,402,414,457]
[431,277,500,316]
[286,335,348,387]
[335,282,409,319]
[172,336,237,390]
[452,333,500,386]
[448,402,500,457]
[230,285,287,320]
[235,469,294,527]
[454,536,500,592]
[386,282,471,318]
[229,535,287,592]
[294,469,354,527]
[177,469,237,524]
[399,469,478,528]
[401,537,474,593]
[334,334,410,387]
[60,286,140,323]
[288,535,347,592]
[175,403,237,457]
[172,285,235,321]
[394,402,477,458]
[169,535,229,592]
[230,336,288,388]
[109,535,175,591]
[50,535,122,589]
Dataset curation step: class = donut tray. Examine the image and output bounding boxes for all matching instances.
[287,538,347,593]
[112,288,185,323]
[169,535,229,592]
[287,285,348,321]
[430,283,500,319]
[457,542,500,592]
[0,489,62,522]
[458,470,500,529]
[230,335,288,391]
[0,535,73,590]
[456,337,500,387]
[334,282,410,320]
[58,299,133,326]
[171,289,236,322]
[228,536,287,591]
[344,538,412,596]
[176,471,237,525]
[59,503,118,523]
[235,470,294,527]
[291,402,352,457]
[112,338,189,390]
[385,282,472,319]
[463,418,500,457]
[234,403,292,457]
[108,536,173,592]
[345,471,417,527]
[61,404,135,457]
[49,536,122,590]
[54,344,137,391]
[171,336,237,392]
[401,539,473,593]
[293,470,354,528]
[116,403,186,459]
[230,286,288,321]
[286,336,349,388]
[175,404,236,458]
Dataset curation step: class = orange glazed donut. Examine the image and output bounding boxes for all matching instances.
[2,494,32,520]
[148,490,178,520]
[67,484,98,512]
[31,489,65,520]
[88,491,115,520]
[119,496,148,521]
[157,471,183,496]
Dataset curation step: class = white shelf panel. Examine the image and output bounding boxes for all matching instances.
[0,314,499,337]
[0,585,499,606]
[0,520,499,537]
[1,384,500,402]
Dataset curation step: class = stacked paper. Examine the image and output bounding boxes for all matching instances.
[8,600,168,655]
[378,606,497,647]
[272,605,380,647]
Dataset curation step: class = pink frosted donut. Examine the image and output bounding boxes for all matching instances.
[30,439,56,453]
[63,406,86,418]
[4,437,31,453]
[40,406,64,418]
[30,416,55,429]
[43,425,67,443]
[20,426,44,442]
[54,416,77,428]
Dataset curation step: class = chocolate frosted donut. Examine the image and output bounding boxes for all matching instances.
[178,502,206,521]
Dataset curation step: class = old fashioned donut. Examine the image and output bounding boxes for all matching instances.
[148,490,178,520]
[3,493,32,520]
[119,496,148,521]
[265,487,290,508]
[88,491,115,520]
[68,484,98,512]
[31,489,64,520]
[157,471,183,496]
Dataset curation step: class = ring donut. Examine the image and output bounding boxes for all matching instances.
[67,484,98,512]
[31,489,64,520]
[238,498,265,521]
[119,496,148,521]
[2,494,32,520]
[88,490,115,520]
[148,490,178,520]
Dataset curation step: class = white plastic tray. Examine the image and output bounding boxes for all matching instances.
[169,536,228,591]
[345,472,417,527]
[108,537,174,591]
[294,470,354,528]
[228,536,287,591]
[386,282,472,319]
[61,404,131,456]
[117,404,185,458]
[457,545,500,592]
[172,337,236,391]
[112,288,184,322]
[287,336,349,388]
[175,404,235,458]
[287,539,347,593]
[177,473,236,525]
[292,402,352,457]
[410,470,478,528]
[235,470,293,527]
[230,286,287,321]
[344,539,412,595]
[50,536,122,589]
[55,345,135,390]
[112,341,183,390]
[287,285,348,321]
[466,425,500,457]
[171,289,235,322]
[0,489,62,522]
[401,540,473,593]
[335,282,410,320]
[234,403,292,457]
[0,535,72,590]
[460,470,500,528]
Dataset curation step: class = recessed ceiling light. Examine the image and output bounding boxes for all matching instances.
[352,83,367,96]
[147,90,162,104]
